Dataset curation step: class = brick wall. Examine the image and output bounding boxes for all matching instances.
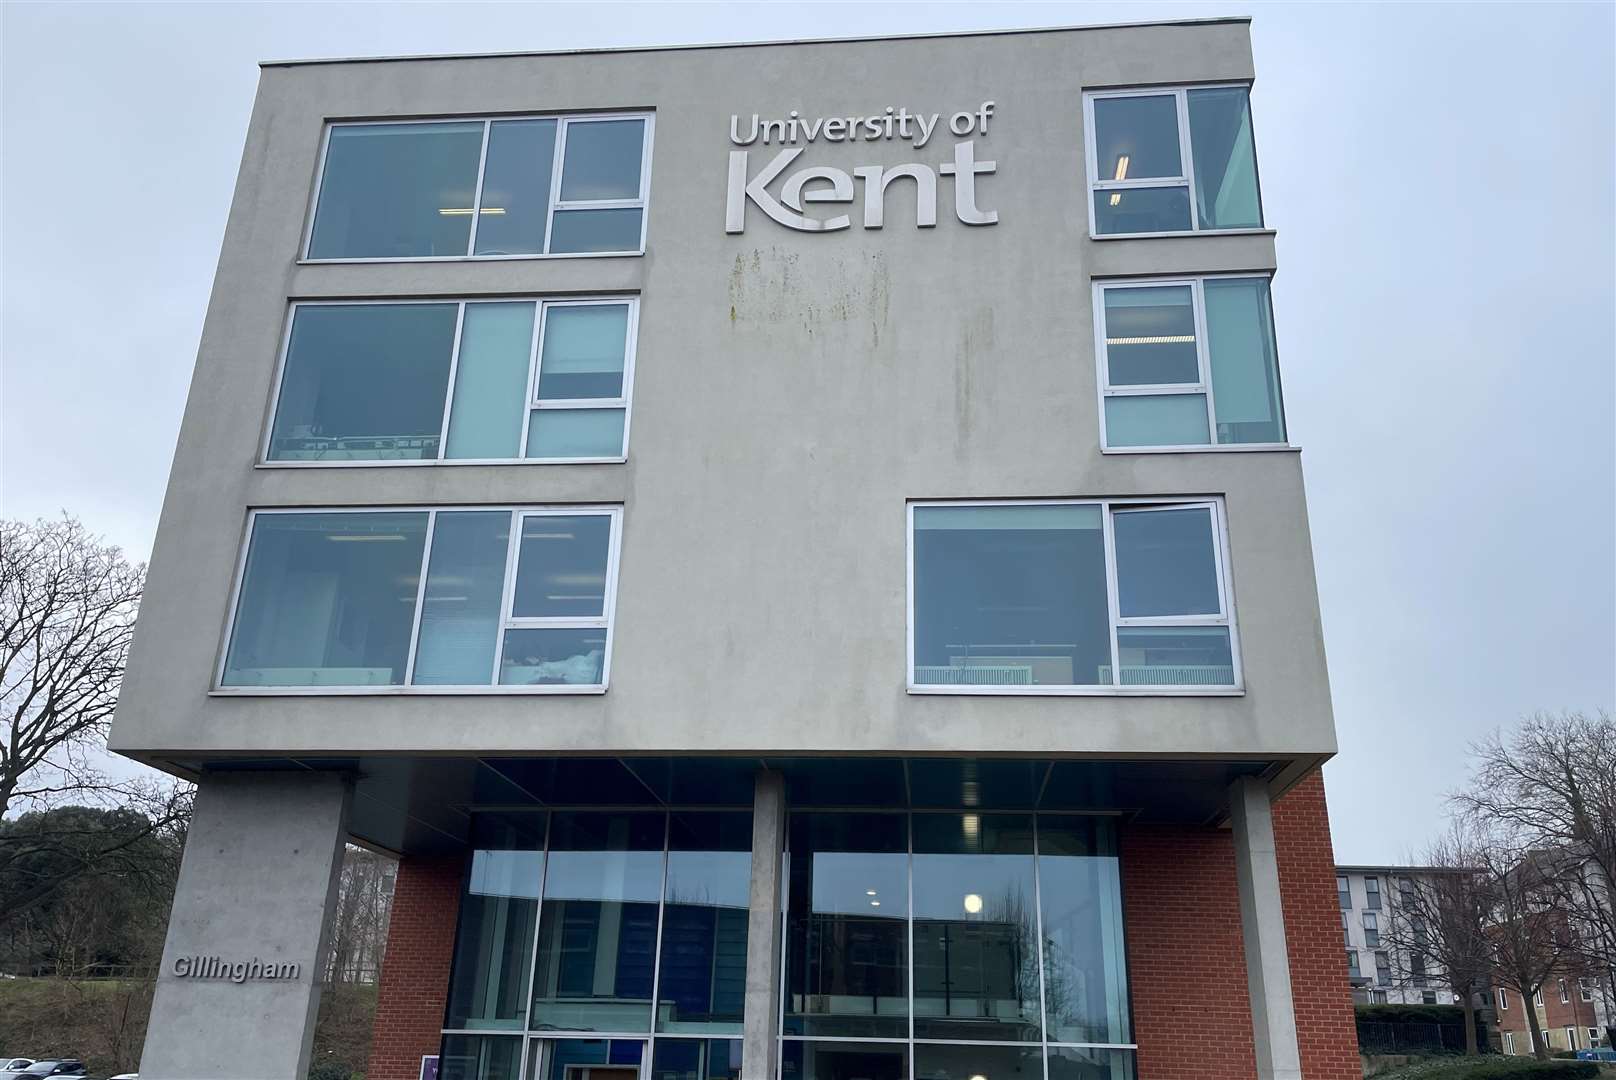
[1120,767,1360,1079]
[1273,770,1362,1079]
[367,854,463,1080]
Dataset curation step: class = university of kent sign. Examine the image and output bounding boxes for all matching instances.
[725,101,999,233]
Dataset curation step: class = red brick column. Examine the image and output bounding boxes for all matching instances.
[1121,766,1360,1079]
[368,854,463,1080]
[1273,770,1361,1080]
[1121,823,1258,1079]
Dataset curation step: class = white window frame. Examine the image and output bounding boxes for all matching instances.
[906,497,1242,696]
[1082,84,1265,240]
[1580,978,1595,1002]
[1561,978,1570,1004]
[1362,911,1379,947]
[1092,274,1288,454]
[1499,988,1510,1011]
[1534,987,1545,1008]
[1502,1031,1515,1055]
[260,296,640,468]
[213,505,623,696]
[1567,1027,1579,1050]
[300,111,655,263]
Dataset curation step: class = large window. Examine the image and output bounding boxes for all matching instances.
[1084,85,1261,236]
[266,298,637,464]
[909,500,1239,693]
[219,506,621,691]
[307,113,653,260]
[1094,276,1286,450]
[438,810,749,1080]
[783,812,1133,1080]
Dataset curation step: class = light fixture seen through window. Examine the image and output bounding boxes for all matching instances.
[963,893,983,915]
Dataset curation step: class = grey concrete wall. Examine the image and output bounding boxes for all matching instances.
[141,772,351,1079]
[109,20,1337,765]
[1231,775,1303,1080]
[741,770,786,1079]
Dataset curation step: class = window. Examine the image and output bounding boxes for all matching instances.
[1560,978,1570,1004]
[1567,1027,1580,1050]
[1364,876,1382,910]
[1422,991,1438,1005]
[783,812,1134,1077]
[1410,952,1428,988]
[1534,987,1544,1008]
[440,810,746,1080]
[1375,951,1391,987]
[307,113,653,260]
[1398,877,1416,907]
[266,298,638,464]
[1580,978,1595,1002]
[1592,1028,1602,1045]
[909,499,1239,693]
[1499,988,1510,1011]
[1362,912,1380,948]
[1084,85,1262,236]
[1337,876,1352,910]
[1094,276,1286,450]
[1346,952,1360,979]
[1502,1031,1515,1055]
[220,506,621,691]
[1341,911,1351,947]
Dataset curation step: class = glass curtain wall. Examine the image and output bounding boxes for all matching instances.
[440,810,749,1080]
[783,812,1134,1080]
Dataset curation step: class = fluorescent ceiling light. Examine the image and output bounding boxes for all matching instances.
[327,534,406,542]
[1113,154,1130,181]
[1107,335,1196,346]
[438,207,507,215]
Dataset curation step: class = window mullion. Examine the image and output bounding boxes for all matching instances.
[1101,503,1122,688]
[467,119,493,256]
[1192,279,1218,444]
[544,121,569,256]
[436,302,469,460]
[401,510,438,687]
[491,509,523,684]
[1177,89,1199,230]
[517,303,545,457]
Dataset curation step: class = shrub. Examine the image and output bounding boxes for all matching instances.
[1409,1060,1599,1079]
[1357,1003,1469,1026]
[307,1062,354,1080]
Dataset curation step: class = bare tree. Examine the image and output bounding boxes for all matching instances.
[1454,709,1616,1035]
[325,846,396,984]
[1384,821,1493,1055]
[0,515,190,924]
[1476,833,1575,1061]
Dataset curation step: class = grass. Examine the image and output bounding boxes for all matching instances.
[1369,1056,1611,1080]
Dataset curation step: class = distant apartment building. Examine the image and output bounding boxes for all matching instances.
[1335,866,1459,1006]
[1493,975,1611,1056]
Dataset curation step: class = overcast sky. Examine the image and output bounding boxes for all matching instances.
[3,1,1612,864]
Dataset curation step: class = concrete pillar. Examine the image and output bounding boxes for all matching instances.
[741,769,786,1080]
[1229,775,1303,1080]
[142,770,352,1080]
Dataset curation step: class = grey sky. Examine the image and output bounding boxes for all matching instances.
[3,2,1612,864]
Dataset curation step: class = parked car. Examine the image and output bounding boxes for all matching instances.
[0,1064,33,1074]
[14,1063,86,1078]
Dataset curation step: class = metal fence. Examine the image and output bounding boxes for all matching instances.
[1356,1021,1471,1054]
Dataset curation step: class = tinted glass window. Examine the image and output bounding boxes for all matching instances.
[444,813,547,1030]
[537,305,630,400]
[1112,507,1221,617]
[1038,818,1130,1045]
[444,303,535,460]
[474,119,557,256]
[511,514,613,618]
[309,122,484,259]
[658,813,752,1035]
[1205,278,1285,444]
[412,512,510,686]
[561,119,646,200]
[1092,95,1181,180]
[1189,87,1262,229]
[268,304,458,461]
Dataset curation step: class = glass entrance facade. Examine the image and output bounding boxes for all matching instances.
[783,812,1134,1080]
[440,809,751,1080]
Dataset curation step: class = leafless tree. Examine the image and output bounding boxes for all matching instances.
[0,515,191,924]
[1454,709,1616,1033]
[325,845,396,984]
[1383,820,1493,1055]
[1474,829,1575,1061]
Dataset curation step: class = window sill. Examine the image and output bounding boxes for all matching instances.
[1089,227,1276,241]
[907,684,1244,697]
[209,685,608,697]
[253,457,628,468]
[1099,444,1299,456]
[296,250,644,265]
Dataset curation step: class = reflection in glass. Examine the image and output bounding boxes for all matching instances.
[912,504,1111,687]
[412,512,510,685]
[912,814,1041,1042]
[1092,95,1181,180]
[512,515,613,618]
[538,305,630,400]
[445,813,546,1029]
[1091,186,1192,234]
[785,813,909,1038]
[1188,87,1262,230]
[528,1038,646,1080]
[550,208,645,254]
[1204,278,1285,445]
[1116,627,1234,686]
[1047,1046,1138,1080]
[1038,818,1131,1047]
[780,1040,909,1080]
[561,119,646,200]
[222,512,427,687]
[527,409,627,460]
[1102,286,1199,386]
[1112,508,1220,617]
[475,119,558,256]
[268,304,458,461]
[1103,395,1210,448]
[310,122,484,259]
[650,1039,742,1080]
[530,812,664,1032]
[658,814,752,1034]
[444,303,535,460]
[438,1034,522,1080]
[499,628,608,686]
[914,1041,1044,1080]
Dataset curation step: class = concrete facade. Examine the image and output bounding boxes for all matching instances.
[108,18,1354,1080]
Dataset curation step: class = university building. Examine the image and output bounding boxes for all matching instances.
[109,18,1360,1080]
